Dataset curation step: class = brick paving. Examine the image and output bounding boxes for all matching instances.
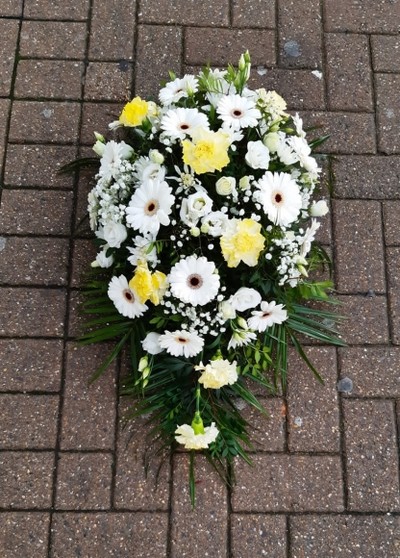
[0,2,399,557]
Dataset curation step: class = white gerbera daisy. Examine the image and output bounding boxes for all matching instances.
[169,255,220,306]
[108,275,148,319]
[159,75,198,105]
[160,108,209,141]
[248,301,288,332]
[254,172,302,227]
[127,234,158,267]
[158,329,204,358]
[126,179,175,235]
[99,140,134,181]
[217,94,261,130]
[175,422,219,449]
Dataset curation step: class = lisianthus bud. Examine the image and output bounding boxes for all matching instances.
[239,176,251,190]
[149,149,164,164]
[93,140,105,156]
[310,200,329,217]
[263,132,280,153]
[142,366,151,379]
[190,226,200,237]
[138,356,148,372]
[94,131,105,143]
[236,317,248,330]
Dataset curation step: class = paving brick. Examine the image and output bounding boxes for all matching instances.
[114,404,170,510]
[171,454,228,557]
[0,19,19,97]
[343,399,400,511]
[248,68,325,111]
[0,339,63,392]
[67,289,85,338]
[24,0,89,19]
[0,512,49,558]
[231,515,287,558]
[0,237,69,286]
[55,452,112,510]
[185,28,276,68]
[0,452,54,509]
[9,101,80,143]
[4,145,77,188]
[336,295,389,345]
[300,112,376,154]
[85,62,132,101]
[71,239,97,287]
[50,512,168,557]
[20,21,87,59]
[291,515,400,558]
[383,201,400,245]
[338,347,400,398]
[287,347,340,452]
[387,247,400,344]
[0,190,73,235]
[278,0,322,68]
[232,454,343,512]
[333,155,400,199]
[333,200,385,293]
[0,99,10,166]
[324,0,400,33]
[135,25,182,100]
[139,0,229,25]
[80,102,122,144]
[0,394,59,449]
[371,35,400,72]
[232,0,275,27]
[14,60,84,100]
[375,73,400,154]
[61,343,117,450]
[0,287,66,337]
[89,0,136,60]
[240,397,285,452]
[325,33,372,112]
[0,0,23,16]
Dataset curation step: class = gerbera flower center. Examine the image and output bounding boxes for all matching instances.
[123,289,135,303]
[262,312,271,318]
[232,109,243,118]
[187,273,203,289]
[145,199,159,215]
[273,191,283,205]
[177,336,189,344]
[179,123,190,130]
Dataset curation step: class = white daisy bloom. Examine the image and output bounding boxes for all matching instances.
[141,332,163,355]
[180,190,213,227]
[175,422,219,450]
[201,210,229,237]
[169,255,220,306]
[254,171,302,227]
[127,234,158,267]
[245,140,270,170]
[99,140,134,182]
[159,75,198,105]
[299,219,320,257]
[227,330,257,350]
[217,94,261,130]
[108,275,148,319]
[229,287,262,312]
[248,301,288,332]
[196,359,238,389]
[126,179,175,235]
[158,329,204,358]
[160,107,209,141]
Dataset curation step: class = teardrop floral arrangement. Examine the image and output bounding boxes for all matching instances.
[67,52,343,505]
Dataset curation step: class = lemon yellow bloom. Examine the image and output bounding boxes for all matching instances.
[119,97,149,127]
[182,129,230,174]
[129,263,167,305]
[220,218,265,267]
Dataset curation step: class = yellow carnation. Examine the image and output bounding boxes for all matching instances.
[220,218,265,268]
[119,97,149,127]
[182,129,230,174]
[129,263,167,305]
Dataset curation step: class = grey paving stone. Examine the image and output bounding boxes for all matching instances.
[231,514,287,558]
[0,513,50,558]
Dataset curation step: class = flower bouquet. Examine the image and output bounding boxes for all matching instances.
[70,52,343,504]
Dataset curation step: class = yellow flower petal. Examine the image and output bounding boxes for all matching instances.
[182,129,230,174]
[220,219,265,268]
[119,97,149,127]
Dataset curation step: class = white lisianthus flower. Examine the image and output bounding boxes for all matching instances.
[141,332,163,355]
[175,422,219,450]
[99,140,134,181]
[276,134,299,166]
[93,245,114,268]
[254,171,302,227]
[93,140,105,157]
[196,359,238,389]
[180,190,213,227]
[289,136,319,173]
[96,222,128,248]
[263,132,280,153]
[310,200,329,217]
[216,176,237,197]
[201,211,229,237]
[218,300,236,320]
[169,255,220,306]
[239,175,252,190]
[108,275,148,319]
[229,287,262,312]
[149,149,164,165]
[127,234,158,268]
[158,329,204,358]
[245,140,270,170]
[248,301,288,332]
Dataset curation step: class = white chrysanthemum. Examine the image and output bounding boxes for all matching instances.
[217,94,261,130]
[108,275,148,319]
[126,179,175,235]
[159,329,204,358]
[127,235,158,267]
[175,422,219,449]
[196,359,238,389]
[229,287,262,312]
[160,107,209,140]
[141,332,163,355]
[227,330,257,350]
[248,301,288,332]
[299,219,320,257]
[254,172,302,227]
[169,255,220,306]
[99,140,133,181]
[159,75,198,105]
